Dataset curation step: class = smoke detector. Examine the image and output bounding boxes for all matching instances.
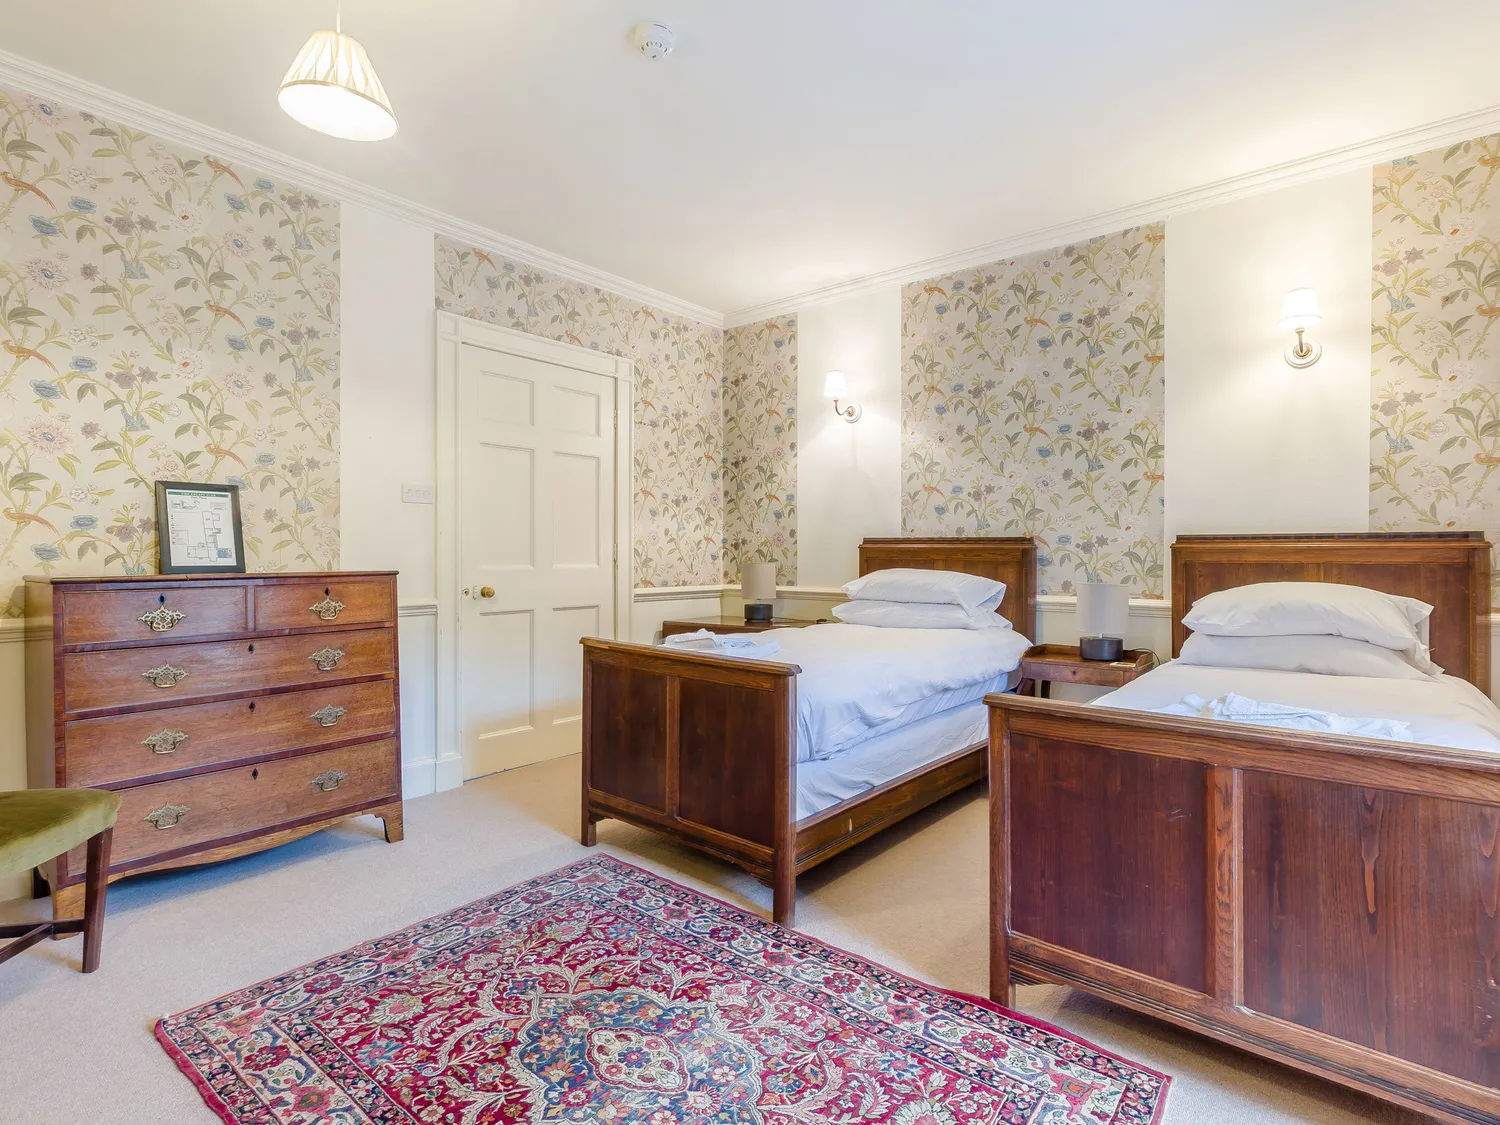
[631,22,675,59]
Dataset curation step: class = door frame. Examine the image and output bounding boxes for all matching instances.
[434,311,634,791]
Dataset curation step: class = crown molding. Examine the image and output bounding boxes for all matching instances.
[723,101,1500,327]
[0,48,726,329]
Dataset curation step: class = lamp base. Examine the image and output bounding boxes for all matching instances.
[744,602,774,624]
[1079,635,1124,662]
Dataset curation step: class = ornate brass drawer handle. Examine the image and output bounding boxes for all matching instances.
[309,596,345,621]
[308,647,345,672]
[144,804,189,829]
[311,769,348,792]
[142,665,189,689]
[309,704,348,728]
[138,605,186,632]
[142,729,189,754]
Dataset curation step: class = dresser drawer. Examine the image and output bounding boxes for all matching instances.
[254,578,394,632]
[65,740,399,873]
[62,680,398,787]
[57,584,250,646]
[61,627,395,714]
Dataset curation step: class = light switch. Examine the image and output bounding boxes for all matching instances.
[401,483,434,505]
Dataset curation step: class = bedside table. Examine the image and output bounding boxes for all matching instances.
[660,616,824,639]
[1018,644,1158,698]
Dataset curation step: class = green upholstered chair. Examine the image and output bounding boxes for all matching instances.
[0,789,119,973]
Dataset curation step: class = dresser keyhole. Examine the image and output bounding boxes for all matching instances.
[251,768,259,780]
[324,586,331,596]
[248,643,255,654]
[248,700,256,713]
[158,594,166,605]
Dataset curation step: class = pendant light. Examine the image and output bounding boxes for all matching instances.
[278,3,397,142]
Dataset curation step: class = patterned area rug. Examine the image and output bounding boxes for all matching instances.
[158,856,1169,1124]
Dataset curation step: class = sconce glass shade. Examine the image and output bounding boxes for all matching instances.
[822,370,848,399]
[1277,287,1322,331]
[741,561,777,603]
[1077,582,1130,639]
[279,29,398,141]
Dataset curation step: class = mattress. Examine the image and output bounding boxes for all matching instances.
[753,622,1031,762]
[1092,661,1500,752]
[796,700,990,820]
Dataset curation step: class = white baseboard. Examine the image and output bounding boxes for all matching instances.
[401,758,437,799]
[435,754,465,793]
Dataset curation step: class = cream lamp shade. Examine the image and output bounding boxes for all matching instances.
[741,562,777,603]
[822,370,848,399]
[1277,287,1322,331]
[1077,582,1129,639]
[279,28,398,141]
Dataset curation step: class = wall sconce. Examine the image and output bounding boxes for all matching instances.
[1278,287,1322,369]
[823,370,861,422]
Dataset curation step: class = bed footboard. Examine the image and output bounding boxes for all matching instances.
[987,693,1500,1125]
[581,638,801,923]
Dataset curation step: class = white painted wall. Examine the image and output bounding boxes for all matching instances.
[796,286,904,586]
[1164,170,1373,544]
[338,202,441,797]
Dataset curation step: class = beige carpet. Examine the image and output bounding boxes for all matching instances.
[0,755,1431,1124]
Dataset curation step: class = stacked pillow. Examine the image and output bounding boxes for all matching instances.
[1179,582,1440,679]
[832,568,1011,630]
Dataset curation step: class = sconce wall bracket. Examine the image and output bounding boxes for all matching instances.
[1285,327,1322,369]
[832,398,862,423]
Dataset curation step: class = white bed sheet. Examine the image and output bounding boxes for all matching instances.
[1093,661,1500,752]
[796,701,990,820]
[754,622,1030,762]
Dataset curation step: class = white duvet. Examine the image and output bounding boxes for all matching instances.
[756,622,1031,762]
[1093,661,1500,753]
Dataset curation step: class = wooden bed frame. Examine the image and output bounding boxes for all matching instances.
[582,536,1036,926]
[987,532,1499,1125]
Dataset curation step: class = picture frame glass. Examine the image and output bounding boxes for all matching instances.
[155,481,246,574]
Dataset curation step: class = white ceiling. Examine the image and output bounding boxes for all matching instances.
[9,0,1500,317]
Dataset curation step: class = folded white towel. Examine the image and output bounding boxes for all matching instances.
[662,628,781,660]
[1156,692,1413,741]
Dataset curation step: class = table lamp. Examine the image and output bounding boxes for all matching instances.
[1076,581,1129,661]
[741,561,777,624]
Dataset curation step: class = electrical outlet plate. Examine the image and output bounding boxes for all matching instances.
[401,483,434,505]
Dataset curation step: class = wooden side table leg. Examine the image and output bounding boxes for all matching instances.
[51,881,85,940]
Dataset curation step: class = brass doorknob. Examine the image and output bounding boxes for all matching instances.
[478,586,496,599]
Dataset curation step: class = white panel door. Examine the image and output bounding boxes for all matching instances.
[458,343,617,779]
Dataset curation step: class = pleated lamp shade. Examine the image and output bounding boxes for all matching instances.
[278,29,397,142]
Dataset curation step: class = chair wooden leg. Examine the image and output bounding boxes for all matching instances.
[81,828,112,973]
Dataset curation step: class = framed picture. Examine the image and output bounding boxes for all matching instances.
[154,481,247,575]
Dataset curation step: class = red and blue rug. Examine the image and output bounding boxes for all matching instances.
[158,856,1169,1124]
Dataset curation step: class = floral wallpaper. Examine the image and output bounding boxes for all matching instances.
[0,88,339,618]
[435,239,724,587]
[1370,133,1500,601]
[900,224,1166,596]
[723,315,796,584]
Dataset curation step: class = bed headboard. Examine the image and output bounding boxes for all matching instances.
[857,537,1037,639]
[1171,532,1492,688]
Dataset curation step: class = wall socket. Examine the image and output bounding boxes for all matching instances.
[401,483,434,505]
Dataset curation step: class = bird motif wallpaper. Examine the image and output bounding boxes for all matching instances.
[723,315,797,584]
[435,239,725,587]
[1370,132,1500,601]
[900,224,1166,597]
[0,88,340,618]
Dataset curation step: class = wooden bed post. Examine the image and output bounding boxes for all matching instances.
[772,676,798,927]
[580,656,597,846]
[987,702,1012,1003]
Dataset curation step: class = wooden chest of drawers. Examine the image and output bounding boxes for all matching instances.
[24,572,404,920]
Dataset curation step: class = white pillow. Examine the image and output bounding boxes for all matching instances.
[1182,581,1438,675]
[832,599,1012,630]
[842,568,1006,613]
[1177,632,1437,681]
